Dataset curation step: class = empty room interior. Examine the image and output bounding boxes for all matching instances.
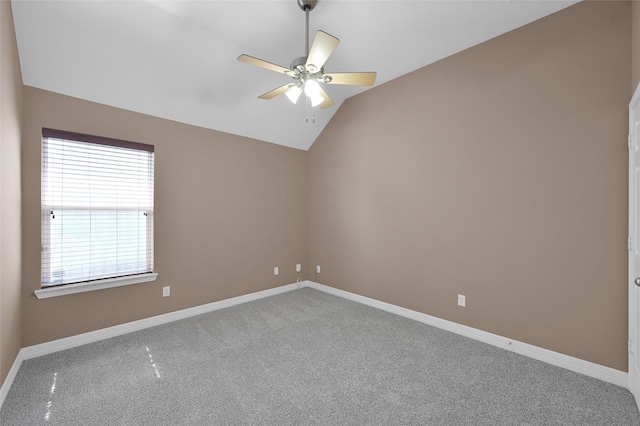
[2,0,640,423]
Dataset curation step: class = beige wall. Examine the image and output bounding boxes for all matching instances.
[4,0,637,377]
[308,1,631,370]
[634,0,640,91]
[0,0,24,384]
[21,88,308,346]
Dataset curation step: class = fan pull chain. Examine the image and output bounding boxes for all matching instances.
[305,96,315,124]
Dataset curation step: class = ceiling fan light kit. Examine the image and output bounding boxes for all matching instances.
[238,0,376,112]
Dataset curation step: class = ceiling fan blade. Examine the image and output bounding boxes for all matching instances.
[324,72,376,86]
[238,54,290,75]
[317,86,335,110]
[306,31,339,72]
[258,84,292,100]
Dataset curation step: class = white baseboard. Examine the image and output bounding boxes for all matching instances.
[1,279,628,411]
[0,348,25,410]
[21,282,301,360]
[302,281,628,388]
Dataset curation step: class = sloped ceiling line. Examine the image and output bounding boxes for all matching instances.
[11,0,579,151]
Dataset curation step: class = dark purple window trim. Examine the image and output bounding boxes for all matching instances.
[42,128,154,153]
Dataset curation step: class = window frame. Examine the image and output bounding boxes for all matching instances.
[36,128,157,299]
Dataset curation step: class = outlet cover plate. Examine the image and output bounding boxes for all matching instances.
[458,294,465,307]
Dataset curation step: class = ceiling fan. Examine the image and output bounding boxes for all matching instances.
[237,0,376,110]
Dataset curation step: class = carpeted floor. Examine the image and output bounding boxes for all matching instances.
[1,288,639,425]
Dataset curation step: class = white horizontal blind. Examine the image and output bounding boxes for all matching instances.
[41,128,154,288]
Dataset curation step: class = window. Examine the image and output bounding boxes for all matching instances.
[40,128,155,296]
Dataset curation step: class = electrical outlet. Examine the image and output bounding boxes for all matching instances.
[274,266,279,276]
[457,294,465,307]
[296,264,301,273]
[163,286,170,297]
[316,265,321,274]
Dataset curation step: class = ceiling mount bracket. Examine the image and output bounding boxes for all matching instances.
[297,0,317,12]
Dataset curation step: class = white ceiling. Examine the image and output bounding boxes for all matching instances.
[11,0,578,151]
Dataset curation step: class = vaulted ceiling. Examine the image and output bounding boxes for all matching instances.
[11,0,578,150]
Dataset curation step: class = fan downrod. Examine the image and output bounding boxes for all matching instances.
[297,0,317,12]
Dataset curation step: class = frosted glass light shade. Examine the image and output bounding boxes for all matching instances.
[304,80,323,107]
[304,80,320,97]
[285,86,302,104]
[309,92,324,107]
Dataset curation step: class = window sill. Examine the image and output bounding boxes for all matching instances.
[34,273,158,299]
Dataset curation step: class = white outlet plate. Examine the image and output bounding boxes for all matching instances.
[163,286,170,297]
[458,294,465,307]
[296,264,301,273]
[316,265,321,273]
[274,266,279,275]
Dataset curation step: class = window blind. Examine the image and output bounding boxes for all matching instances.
[41,128,154,288]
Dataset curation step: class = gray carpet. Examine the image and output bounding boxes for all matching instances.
[1,288,639,425]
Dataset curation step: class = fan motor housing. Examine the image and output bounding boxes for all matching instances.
[290,56,307,72]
